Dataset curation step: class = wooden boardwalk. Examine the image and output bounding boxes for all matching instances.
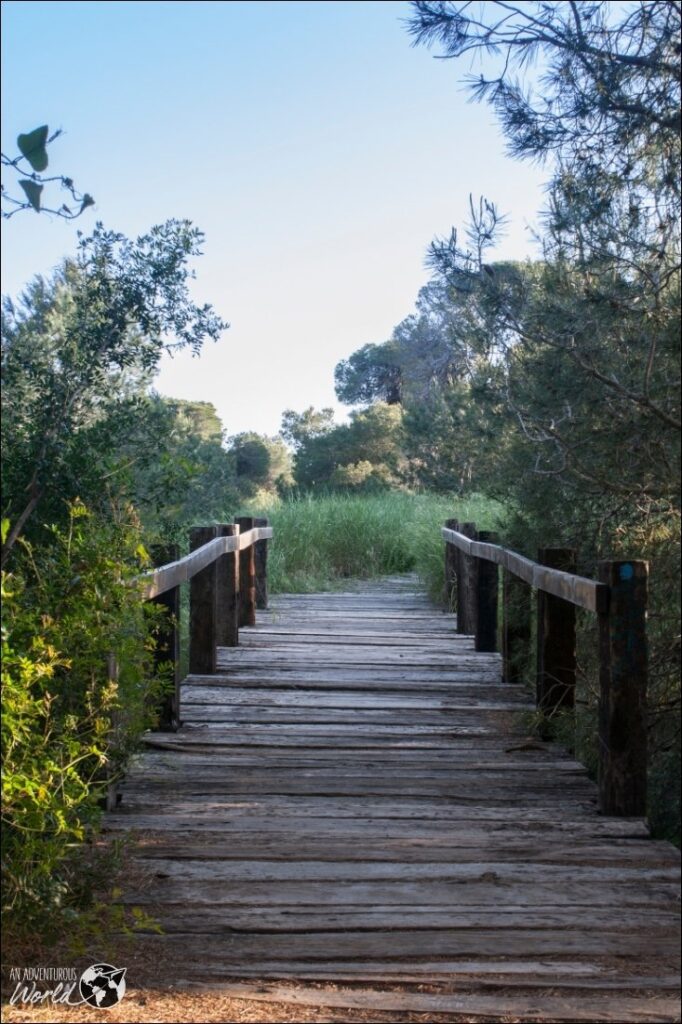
[110,576,681,1022]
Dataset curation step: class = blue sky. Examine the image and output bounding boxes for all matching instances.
[2,0,548,437]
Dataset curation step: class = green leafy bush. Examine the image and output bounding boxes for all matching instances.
[1,501,166,943]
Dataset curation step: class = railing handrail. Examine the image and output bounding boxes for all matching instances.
[442,526,608,614]
[442,519,648,817]
[136,526,273,600]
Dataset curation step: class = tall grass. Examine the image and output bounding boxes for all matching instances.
[241,492,505,600]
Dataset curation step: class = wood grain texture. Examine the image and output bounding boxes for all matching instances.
[107,575,680,1020]
[137,527,273,599]
[442,527,609,613]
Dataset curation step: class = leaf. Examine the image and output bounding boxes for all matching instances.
[1,519,9,544]
[135,543,150,564]
[17,125,49,172]
[80,193,95,212]
[18,179,43,212]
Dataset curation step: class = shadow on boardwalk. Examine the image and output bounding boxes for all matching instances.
[105,576,681,1023]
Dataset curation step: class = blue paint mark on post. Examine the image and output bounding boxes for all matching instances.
[619,563,634,581]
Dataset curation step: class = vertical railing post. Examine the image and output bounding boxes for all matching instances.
[502,570,531,684]
[254,517,269,611]
[536,548,577,734]
[235,516,256,627]
[216,524,240,648]
[189,525,218,674]
[598,560,648,817]
[444,519,458,612]
[475,531,498,652]
[151,543,180,729]
[458,522,478,636]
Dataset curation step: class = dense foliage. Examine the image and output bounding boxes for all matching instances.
[1,503,163,943]
[0,221,232,944]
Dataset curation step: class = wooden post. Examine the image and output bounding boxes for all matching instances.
[235,516,256,627]
[536,548,577,730]
[189,525,218,674]
[254,517,269,610]
[151,543,180,730]
[444,518,458,613]
[502,570,531,684]
[457,522,478,636]
[598,560,648,817]
[475,531,498,652]
[216,524,240,648]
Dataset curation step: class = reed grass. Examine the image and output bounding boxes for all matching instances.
[241,491,505,601]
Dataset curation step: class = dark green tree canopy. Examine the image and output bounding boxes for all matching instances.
[334,342,403,406]
[1,220,227,564]
[280,406,336,450]
[226,432,294,496]
[408,1,681,160]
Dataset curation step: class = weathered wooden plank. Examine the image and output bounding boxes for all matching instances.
[105,575,679,1010]
[166,982,682,1024]
[240,632,468,647]
[131,927,679,959]
[128,877,679,910]
[134,835,672,863]
[131,904,681,934]
[179,683,530,708]
[138,527,273,599]
[200,671,507,688]
[136,735,566,755]
[121,783,598,809]
[158,727,497,741]
[127,856,682,883]
[216,650,500,667]
[106,811,649,835]
[166,961,682,987]
[163,966,682,993]
[130,757,581,777]
[177,708,529,726]
[112,790,606,818]
[442,527,609,613]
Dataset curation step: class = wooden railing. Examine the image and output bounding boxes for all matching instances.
[138,517,272,731]
[442,520,648,818]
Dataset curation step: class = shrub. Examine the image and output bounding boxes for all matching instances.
[1,501,166,944]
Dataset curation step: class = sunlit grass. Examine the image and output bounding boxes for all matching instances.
[240,491,506,600]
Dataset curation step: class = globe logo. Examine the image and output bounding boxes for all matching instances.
[79,964,126,1008]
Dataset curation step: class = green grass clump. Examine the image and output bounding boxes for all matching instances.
[242,491,505,598]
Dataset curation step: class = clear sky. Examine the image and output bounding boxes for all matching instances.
[1,0,548,438]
